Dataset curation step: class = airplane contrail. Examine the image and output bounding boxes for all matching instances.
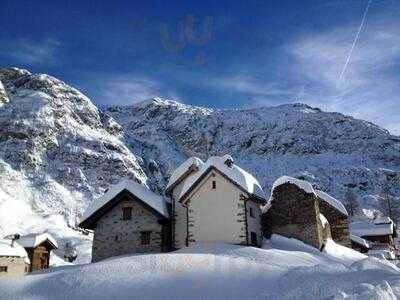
[339,0,372,81]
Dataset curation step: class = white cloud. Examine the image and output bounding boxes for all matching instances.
[93,75,178,106]
[285,18,400,135]
[0,38,61,66]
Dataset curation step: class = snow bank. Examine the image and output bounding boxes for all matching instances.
[176,155,266,201]
[0,239,30,264]
[2,240,400,299]
[81,179,169,224]
[18,233,58,249]
[319,213,329,228]
[323,238,367,265]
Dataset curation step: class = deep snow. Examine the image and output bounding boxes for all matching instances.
[1,236,400,300]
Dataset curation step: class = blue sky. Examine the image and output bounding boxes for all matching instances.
[0,0,399,134]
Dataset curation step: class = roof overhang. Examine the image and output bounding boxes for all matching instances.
[79,189,169,230]
[179,166,266,204]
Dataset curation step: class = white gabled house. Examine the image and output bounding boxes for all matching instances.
[166,155,266,249]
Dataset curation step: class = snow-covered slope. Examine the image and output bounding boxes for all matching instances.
[107,98,400,216]
[0,238,399,299]
[0,68,148,261]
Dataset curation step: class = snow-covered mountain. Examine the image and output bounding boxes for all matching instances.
[107,98,400,216]
[0,68,399,262]
[0,68,148,261]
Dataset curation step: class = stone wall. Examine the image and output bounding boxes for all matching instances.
[318,200,351,247]
[0,257,27,277]
[262,183,326,249]
[92,196,165,262]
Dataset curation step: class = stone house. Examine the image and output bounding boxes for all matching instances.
[315,190,351,247]
[18,233,58,272]
[166,155,266,249]
[262,176,329,250]
[350,217,397,259]
[79,180,171,262]
[0,237,30,277]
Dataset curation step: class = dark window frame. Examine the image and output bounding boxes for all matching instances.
[249,207,255,218]
[0,266,8,273]
[122,207,133,220]
[140,231,151,245]
[212,180,216,189]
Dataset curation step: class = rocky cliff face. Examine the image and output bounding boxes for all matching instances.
[0,68,399,262]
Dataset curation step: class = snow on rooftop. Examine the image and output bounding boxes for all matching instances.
[81,179,169,224]
[315,189,348,216]
[176,156,266,201]
[265,176,348,216]
[271,176,316,196]
[350,220,394,237]
[166,157,203,191]
[18,233,58,249]
[0,239,30,264]
[350,234,371,249]
[374,217,393,225]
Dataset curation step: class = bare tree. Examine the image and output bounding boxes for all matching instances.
[343,188,358,217]
[379,179,400,223]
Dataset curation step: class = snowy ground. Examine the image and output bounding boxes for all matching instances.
[1,236,400,300]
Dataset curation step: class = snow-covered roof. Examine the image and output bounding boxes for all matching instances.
[271,176,316,196]
[18,233,58,249]
[265,176,348,216]
[81,179,169,225]
[350,220,394,237]
[374,217,393,225]
[0,239,30,264]
[350,234,371,249]
[166,157,203,192]
[175,155,266,201]
[315,190,348,216]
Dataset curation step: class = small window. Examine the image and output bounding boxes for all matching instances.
[122,207,132,220]
[0,266,7,273]
[249,207,255,218]
[212,180,216,189]
[140,231,151,245]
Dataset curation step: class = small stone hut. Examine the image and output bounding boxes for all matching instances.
[0,238,30,277]
[315,190,351,247]
[262,176,329,250]
[79,179,171,262]
[18,233,58,272]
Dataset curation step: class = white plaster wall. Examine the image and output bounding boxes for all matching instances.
[172,180,189,249]
[0,257,27,277]
[185,171,246,245]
